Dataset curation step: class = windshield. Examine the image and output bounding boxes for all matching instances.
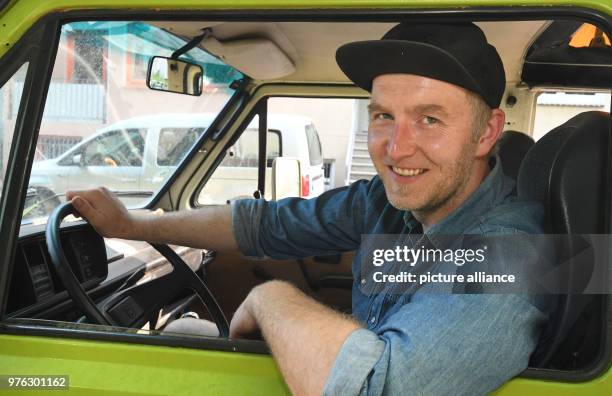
[20,21,243,227]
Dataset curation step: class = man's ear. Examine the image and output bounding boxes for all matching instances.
[475,109,505,158]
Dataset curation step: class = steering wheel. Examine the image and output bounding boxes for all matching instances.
[45,202,230,337]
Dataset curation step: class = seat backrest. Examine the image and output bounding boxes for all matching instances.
[497,130,535,179]
[517,111,610,367]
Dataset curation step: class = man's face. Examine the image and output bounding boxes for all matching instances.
[368,74,483,214]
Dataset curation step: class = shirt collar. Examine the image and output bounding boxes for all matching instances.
[402,156,514,247]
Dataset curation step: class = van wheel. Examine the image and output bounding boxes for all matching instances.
[23,186,61,220]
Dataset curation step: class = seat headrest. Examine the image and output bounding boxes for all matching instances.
[497,130,535,179]
[517,111,610,234]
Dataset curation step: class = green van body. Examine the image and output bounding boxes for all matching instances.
[0,1,610,394]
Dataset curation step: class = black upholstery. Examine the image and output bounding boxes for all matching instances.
[517,111,610,367]
[497,130,535,179]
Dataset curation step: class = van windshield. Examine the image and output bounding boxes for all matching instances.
[19,21,243,227]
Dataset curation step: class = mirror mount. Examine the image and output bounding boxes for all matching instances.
[171,28,211,59]
[147,29,211,97]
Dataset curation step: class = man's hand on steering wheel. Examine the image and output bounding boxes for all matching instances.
[58,188,230,335]
[66,187,137,239]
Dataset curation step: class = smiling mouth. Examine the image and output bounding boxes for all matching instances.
[391,166,428,176]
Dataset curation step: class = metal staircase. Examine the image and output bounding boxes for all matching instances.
[346,130,377,184]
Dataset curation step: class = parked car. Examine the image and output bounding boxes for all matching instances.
[27,113,325,216]
[0,2,610,395]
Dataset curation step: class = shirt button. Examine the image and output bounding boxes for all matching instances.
[370,317,376,324]
[361,279,366,285]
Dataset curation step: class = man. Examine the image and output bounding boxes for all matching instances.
[67,22,549,395]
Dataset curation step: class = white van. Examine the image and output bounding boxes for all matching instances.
[197,114,325,205]
[28,113,325,212]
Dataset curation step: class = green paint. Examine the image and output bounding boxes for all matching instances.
[1,0,612,59]
[0,334,290,395]
[0,82,4,179]
[1,331,610,394]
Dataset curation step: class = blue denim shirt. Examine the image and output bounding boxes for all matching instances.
[232,158,549,395]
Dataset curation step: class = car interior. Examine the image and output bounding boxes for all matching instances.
[1,11,611,384]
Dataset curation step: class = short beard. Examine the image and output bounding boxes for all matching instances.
[384,142,477,216]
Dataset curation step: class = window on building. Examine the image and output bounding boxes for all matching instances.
[71,30,106,83]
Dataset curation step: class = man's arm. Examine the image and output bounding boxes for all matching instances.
[66,187,238,251]
[229,280,361,395]
[231,178,383,259]
[232,285,548,395]
[66,177,378,256]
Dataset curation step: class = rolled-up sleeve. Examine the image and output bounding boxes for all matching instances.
[231,179,381,259]
[323,294,547,396]
[324,329,386,395]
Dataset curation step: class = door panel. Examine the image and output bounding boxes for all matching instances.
[1,332,611,395]
[205,250,353,319]
[0,334,289,395]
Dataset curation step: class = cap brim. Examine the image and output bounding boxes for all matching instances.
[336,40,486,104]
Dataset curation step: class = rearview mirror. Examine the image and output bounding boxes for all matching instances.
[272,158,301,200]
[146,56,203,96]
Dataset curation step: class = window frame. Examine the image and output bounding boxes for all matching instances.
[0,15,61,321]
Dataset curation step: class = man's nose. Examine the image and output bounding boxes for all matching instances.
[387,121,418,160]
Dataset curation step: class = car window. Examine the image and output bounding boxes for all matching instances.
[20,21,243,226]
[533,90,611,140]
[0,64,28,203]
[267,130,282,164]
[197,116,284,205]
[219,128,281,168]
[267,97,361,190]
[305,124,323,166]
[82,129,145,167]
[157,127,206,166]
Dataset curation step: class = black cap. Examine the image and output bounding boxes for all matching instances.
[336,22,506,108]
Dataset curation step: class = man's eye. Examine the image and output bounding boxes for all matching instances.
[423,116,439,125]
[373,113,393,121]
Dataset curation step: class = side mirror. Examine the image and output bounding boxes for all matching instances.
[272,158,301,200]
[147,56,203,96]
[72,154,82,166]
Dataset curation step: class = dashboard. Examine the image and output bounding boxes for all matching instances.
[6,222,202,321]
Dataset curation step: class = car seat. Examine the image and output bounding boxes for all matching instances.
[518,111,610,368]
[497,130,535,179]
